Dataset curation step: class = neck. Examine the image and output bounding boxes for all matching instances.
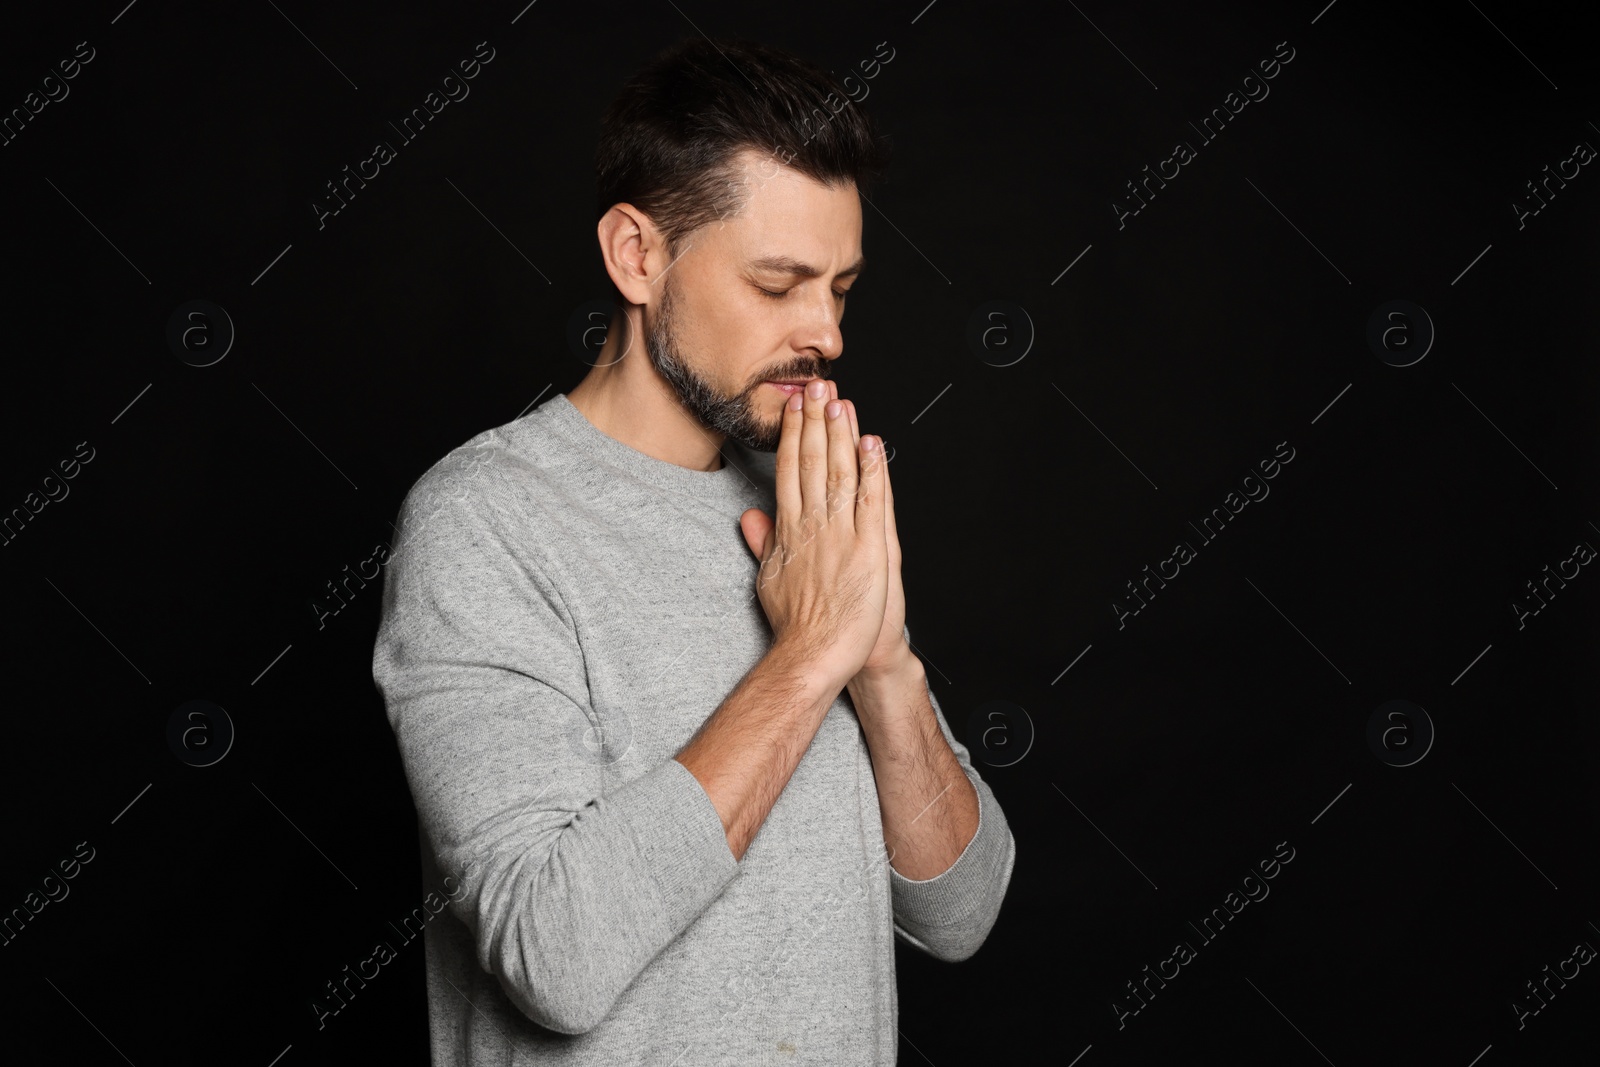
[565,315,726,473]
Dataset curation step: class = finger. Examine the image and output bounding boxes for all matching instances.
[880,439,901,566]
[829,382,857,457]
[740,507,773,562]
[825,392,857,522]
[798,379,830,531]
[775,388,804,527]
[855,434,886,542]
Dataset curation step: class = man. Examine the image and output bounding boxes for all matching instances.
[372,36,1015,1065]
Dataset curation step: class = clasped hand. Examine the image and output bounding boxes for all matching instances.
[738,378,909,690]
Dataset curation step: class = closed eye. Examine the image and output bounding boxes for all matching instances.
[758,287,849,300]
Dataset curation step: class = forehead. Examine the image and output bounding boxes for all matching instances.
[710,147,863,264]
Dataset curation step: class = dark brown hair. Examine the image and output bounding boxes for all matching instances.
[595,37,891,293]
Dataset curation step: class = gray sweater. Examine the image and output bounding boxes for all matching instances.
[371,392,1016,1064]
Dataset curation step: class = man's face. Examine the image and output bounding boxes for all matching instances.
[644,148,864,453]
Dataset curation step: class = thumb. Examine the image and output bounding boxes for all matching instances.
[739,507,774,561]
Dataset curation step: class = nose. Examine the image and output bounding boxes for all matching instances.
[798,293,844,366]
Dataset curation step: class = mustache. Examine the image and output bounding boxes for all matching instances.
[756,367,829,385]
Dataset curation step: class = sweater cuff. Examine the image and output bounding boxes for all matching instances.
[611,758,741,931]
[888,770,1013,928]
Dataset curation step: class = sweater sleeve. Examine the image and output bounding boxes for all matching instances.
[371,452,740,1035]
[887,641,1017,963]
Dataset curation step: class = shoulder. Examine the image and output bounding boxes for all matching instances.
[383,429,578,624]
[399,432,513,527]
[391,420,570,566]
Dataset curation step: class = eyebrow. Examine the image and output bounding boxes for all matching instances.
[746,253,866,281]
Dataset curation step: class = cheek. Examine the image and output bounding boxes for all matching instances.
[707,301,782,382]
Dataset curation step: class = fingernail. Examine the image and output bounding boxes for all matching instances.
[788,392,803,411]
[806,379,825,398]
[826,400,842,419]
[864,436,879,451]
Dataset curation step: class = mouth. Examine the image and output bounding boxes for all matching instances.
[761,374,825,395]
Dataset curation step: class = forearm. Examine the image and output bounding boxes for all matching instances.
[675,638,840,862]
[847,653,979,881]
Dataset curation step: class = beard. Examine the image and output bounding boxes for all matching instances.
[644,276,821,454]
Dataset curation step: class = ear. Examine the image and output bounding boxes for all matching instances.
[739,507,774,561]
[597,203,665,306]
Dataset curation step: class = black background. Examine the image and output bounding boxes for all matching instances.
[2,1,1596,1063]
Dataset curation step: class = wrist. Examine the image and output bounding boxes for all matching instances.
[847,653,939,755]
[846,644,924,701]
[765,635,853,705]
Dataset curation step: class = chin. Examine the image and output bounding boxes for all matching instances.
[747,418,783,453]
